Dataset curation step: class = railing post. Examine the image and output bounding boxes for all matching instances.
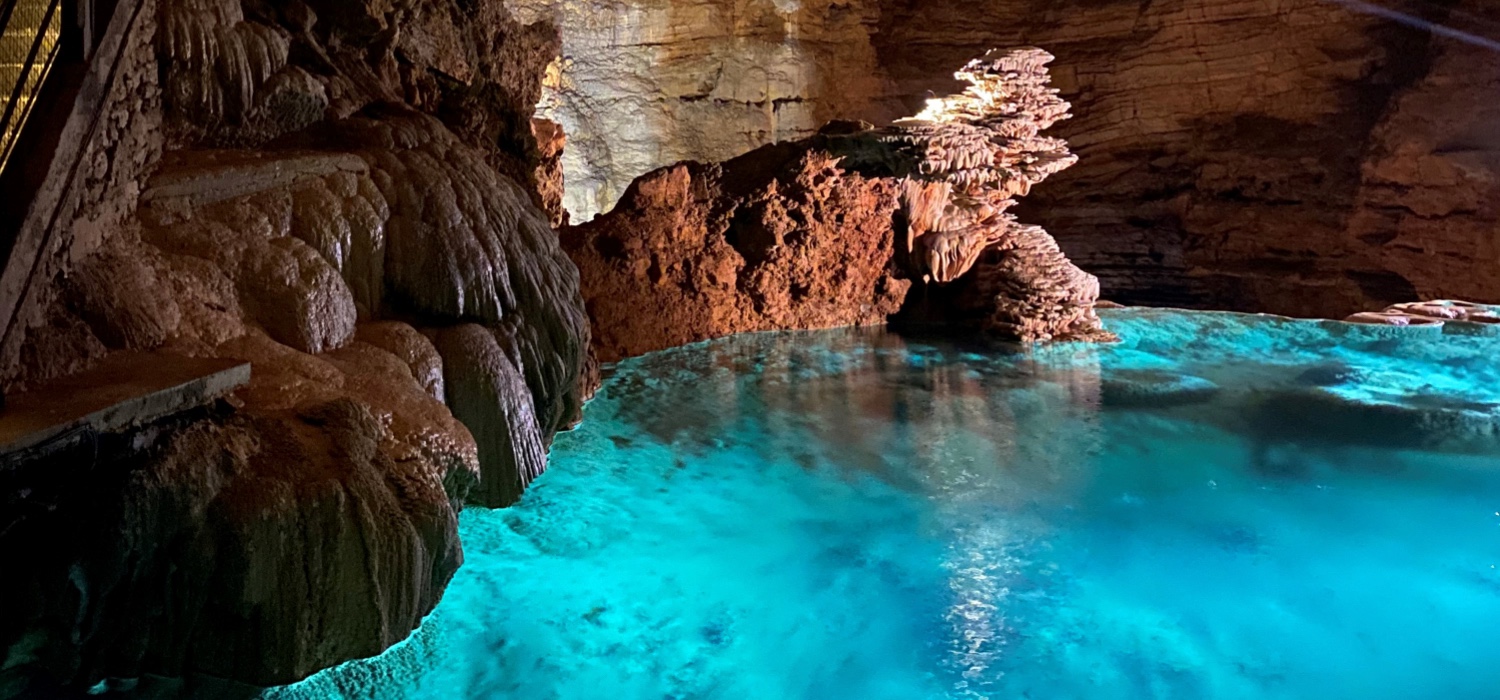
[60,0,85,61]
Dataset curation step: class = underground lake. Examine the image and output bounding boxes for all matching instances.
[268,308,1500,700]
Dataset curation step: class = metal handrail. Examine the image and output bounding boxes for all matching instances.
[0,0,64,176]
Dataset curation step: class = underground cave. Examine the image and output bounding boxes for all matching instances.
[2,0,1500,698]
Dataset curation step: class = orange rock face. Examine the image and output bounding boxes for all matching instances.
[566,150,910,361]
[567,48,1107,361]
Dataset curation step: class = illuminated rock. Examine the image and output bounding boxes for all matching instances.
[568,47,1108,358]
[880,48,1108,342]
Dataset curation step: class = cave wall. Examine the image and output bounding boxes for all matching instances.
[883,0,1500,318]
[0,0,594,694]
[0,0,165,390]
[506,0,890,220]
[522,0,1500,317]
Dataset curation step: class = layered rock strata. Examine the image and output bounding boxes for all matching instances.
[512,0,1500,317]
[566,48,1106,361]
[506,0,888,220]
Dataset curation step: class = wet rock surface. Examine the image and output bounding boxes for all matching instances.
[2,111,593,691]
[0,0,593,694]
[1100,308,1500,457]
[1100,370,1220,409]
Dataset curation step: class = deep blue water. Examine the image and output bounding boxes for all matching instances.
[270,309,1500,700]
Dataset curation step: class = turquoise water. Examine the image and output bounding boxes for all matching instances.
[271,309,1500,700]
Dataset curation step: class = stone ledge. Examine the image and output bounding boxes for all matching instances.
[141,150,369,216]
[0,352,249,460]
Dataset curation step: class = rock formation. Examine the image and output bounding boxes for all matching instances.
[1344,299,1500,336]
[511,0,1500,318]
[566,48,1107,361]
[0,0,592,694]
[565,149,910,361]
[506,0,888,221]
[878,49,1110,342]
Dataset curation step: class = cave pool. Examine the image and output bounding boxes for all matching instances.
[270,308,1500,700]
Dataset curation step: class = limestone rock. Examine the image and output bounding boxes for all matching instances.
[4,113,585,693]
[0,0,587,693]
[569,48,1105,358]
[302,110,593,435]
[877,48,1108,342]
[141,115,594,436]
[8,299,109,393]
[514,0,1500,317]
[355,322,446,403]
[64,241,184,349]
[238,236,359,354]
[432,324,546,508]
[508,0,887,221]
[565,148,909,362]
[532,118,568,227]
[0,394,476,693]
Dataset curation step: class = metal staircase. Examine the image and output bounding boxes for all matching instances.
[0,0,62,176]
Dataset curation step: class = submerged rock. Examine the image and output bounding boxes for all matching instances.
[1100,370,1221,409]
[1294,364,1364,387]
[1249,388,1500,454]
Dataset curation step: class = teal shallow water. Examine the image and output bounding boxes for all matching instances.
[271,309,1500,700]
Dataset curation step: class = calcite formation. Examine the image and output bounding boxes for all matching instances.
[878,49,1109,342]
[567,48,1107,360]
[1344,299,1500,336]
[0,0,592,693]
[3,111,591,692]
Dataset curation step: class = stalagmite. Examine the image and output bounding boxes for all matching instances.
[880,48,1110,342]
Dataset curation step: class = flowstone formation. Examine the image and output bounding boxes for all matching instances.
[566,48,1108,361]
[0,0,592,694]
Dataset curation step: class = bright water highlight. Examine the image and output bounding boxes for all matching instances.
[272,309,1500,699]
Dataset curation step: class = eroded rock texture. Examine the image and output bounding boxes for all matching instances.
[517,0,1500,317]
[880,49,1108,342]
[508,0,888,220]
[900,0,1500,318]
[566,149,909,361]
[568,48,1103,361]
[0,0,592,694]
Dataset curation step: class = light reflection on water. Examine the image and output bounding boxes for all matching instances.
[270,310,1500,700]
